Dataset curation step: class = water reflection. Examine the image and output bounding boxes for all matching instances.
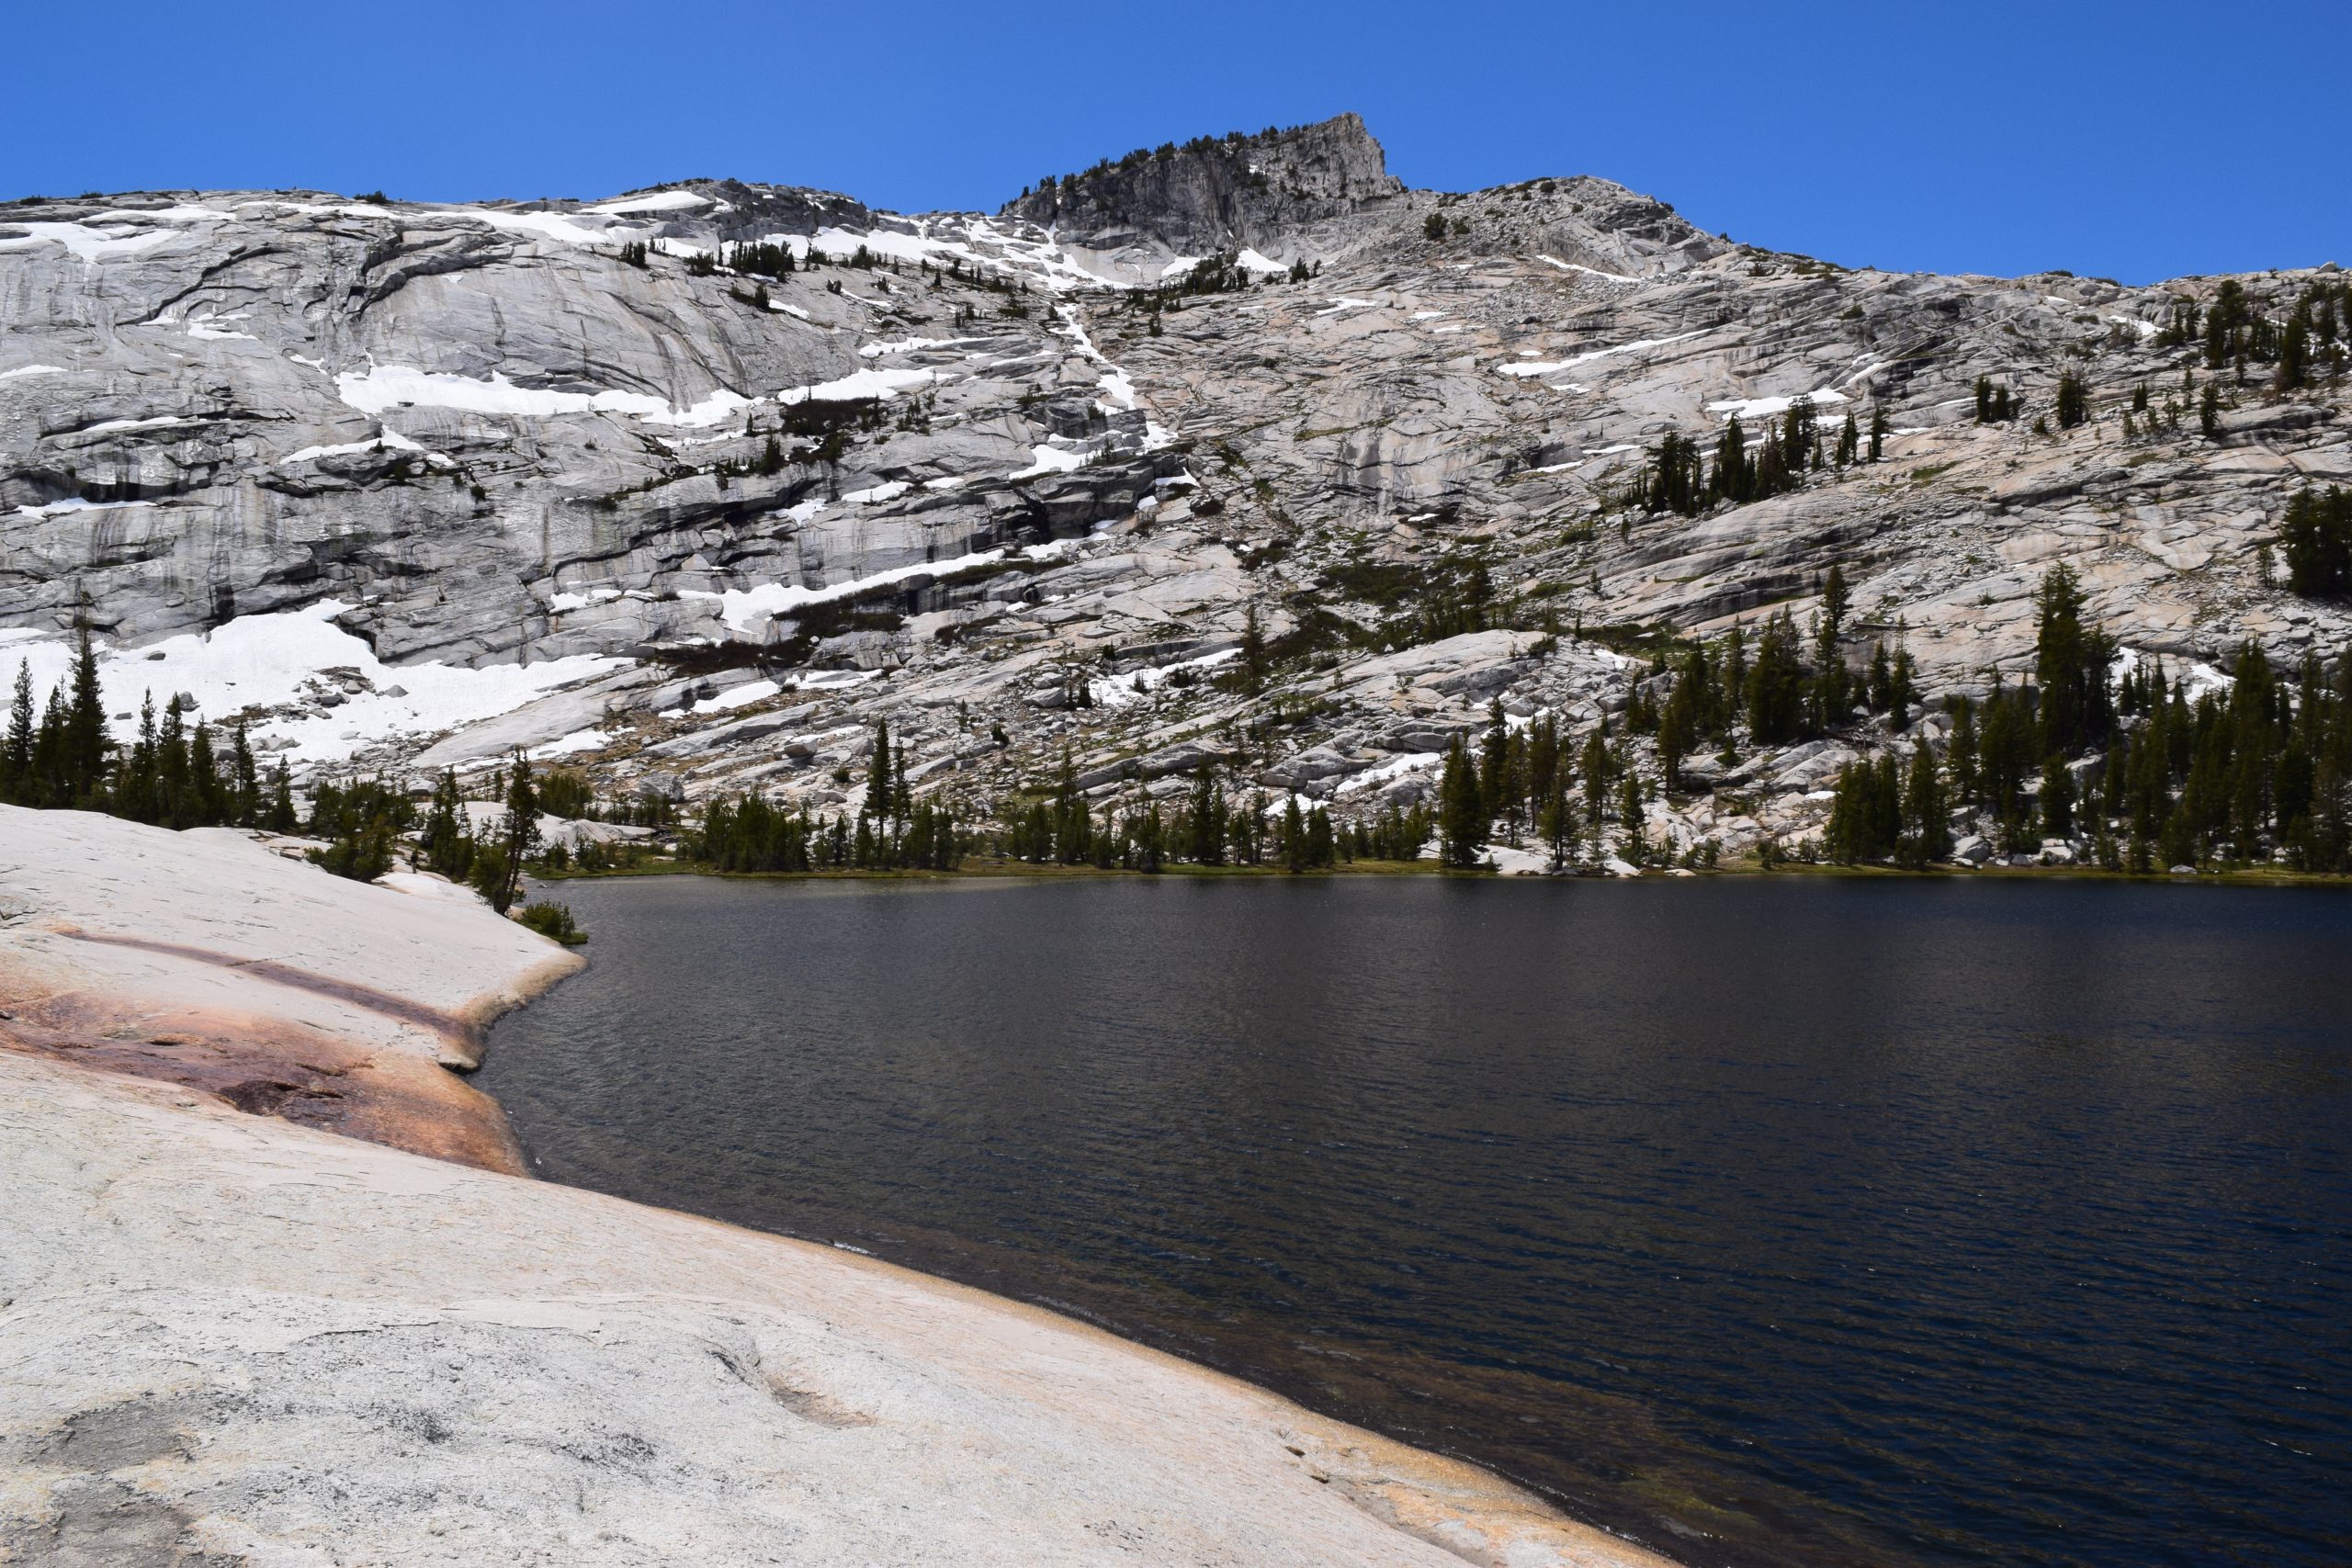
[481,876,2352,1568]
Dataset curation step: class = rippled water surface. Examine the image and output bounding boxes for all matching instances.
[481,875,2350,1568]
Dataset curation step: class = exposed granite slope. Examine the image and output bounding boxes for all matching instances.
[3,116,2346,858]
[0,807,1675,1567]
[0,805,578,1169]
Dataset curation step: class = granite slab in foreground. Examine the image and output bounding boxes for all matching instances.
[0,808,1676,1566]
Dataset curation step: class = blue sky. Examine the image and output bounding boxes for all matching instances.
[6,1,2345,284]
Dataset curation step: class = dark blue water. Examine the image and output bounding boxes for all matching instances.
[480,876,2351,1568]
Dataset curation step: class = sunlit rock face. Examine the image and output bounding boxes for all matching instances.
[0,809,1674,1568]
[3,114,2345,850]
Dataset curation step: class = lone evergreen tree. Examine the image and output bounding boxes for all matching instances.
[65,622,107,805]
[481,757,540,913]
[1,662,32,802]
[1437,737,1487,868]
[1238,604,1268,697]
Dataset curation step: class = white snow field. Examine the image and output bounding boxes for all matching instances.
[0,603,624,767]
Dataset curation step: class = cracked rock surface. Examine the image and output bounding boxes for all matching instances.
[0,814,1669,1567]
[4,114,2346,852]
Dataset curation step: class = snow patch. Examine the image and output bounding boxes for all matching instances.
[81,415,206,435]
[1706,388,1851,423]
[1051,306,1140,412]
[697,547,1013,635]
[548,587,625,613]
[1498,331,1702,377]
[530,728,611,760]
[447,208,620,249]
[1010,444,1086,480]
[690,679,782,715]
[1086,648,1239,708]
[0,221,189,264]
[1535,254,1637,285]
[1336,751,1444,795]
[7,497,156,523]
[777,367,937,404]
[335,365,754,427]
[584,189,710,215]
[279,428,444,466]
[0,600,625,768]
[858,336,967,358]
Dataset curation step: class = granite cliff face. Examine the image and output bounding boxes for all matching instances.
[3,114,2346,855]
[1001,113,1408,270]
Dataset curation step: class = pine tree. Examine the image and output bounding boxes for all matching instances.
[230,721,259,827]
[1136,803,1165,873]
[2278,486,2352,599]
[1657,680,1694,787]
[1185,759,1227,863]
[1617,767,1648,863]
[1820,564,1850,639]
[266,761,297,833]
[1809,569,1853,730]
[2032,563,2116,758]
[1239,604,1267,696]
[868,719,895,827]
[1745,610,1808,745]
[65,622,106,804]
[1710,416,1753,504]
[2038,754,2076,839]
[118,694,159,823]
[421,768,475,878]
[157,694,191,828]
[2277,317,2310,392]
[1437,737,1487,868]
[1539,785,1578,869]
[2054,370,2089,430]
[188,721,222,826]
[29,685,66,808]
[1900,746,1951,866]
[1,661,32,802]
[1866,642,1894,714]
[492,756,541,912]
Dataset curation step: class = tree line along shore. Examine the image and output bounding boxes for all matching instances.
[8,557,2352,926]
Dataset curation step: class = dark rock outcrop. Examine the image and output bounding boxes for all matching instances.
[1001,113,1404,254]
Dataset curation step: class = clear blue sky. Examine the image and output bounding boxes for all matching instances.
[7,0,2345,285]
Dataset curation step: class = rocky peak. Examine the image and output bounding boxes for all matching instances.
[1000,112,1403,255]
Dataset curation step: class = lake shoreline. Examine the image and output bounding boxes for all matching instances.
[0,806,1690,1568]
[485,871,2352,1568]
[537,852,2352,889]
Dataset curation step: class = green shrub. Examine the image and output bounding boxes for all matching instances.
[517,901,587,945]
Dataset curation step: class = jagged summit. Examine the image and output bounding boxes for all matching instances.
[1001,113,1404,256]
